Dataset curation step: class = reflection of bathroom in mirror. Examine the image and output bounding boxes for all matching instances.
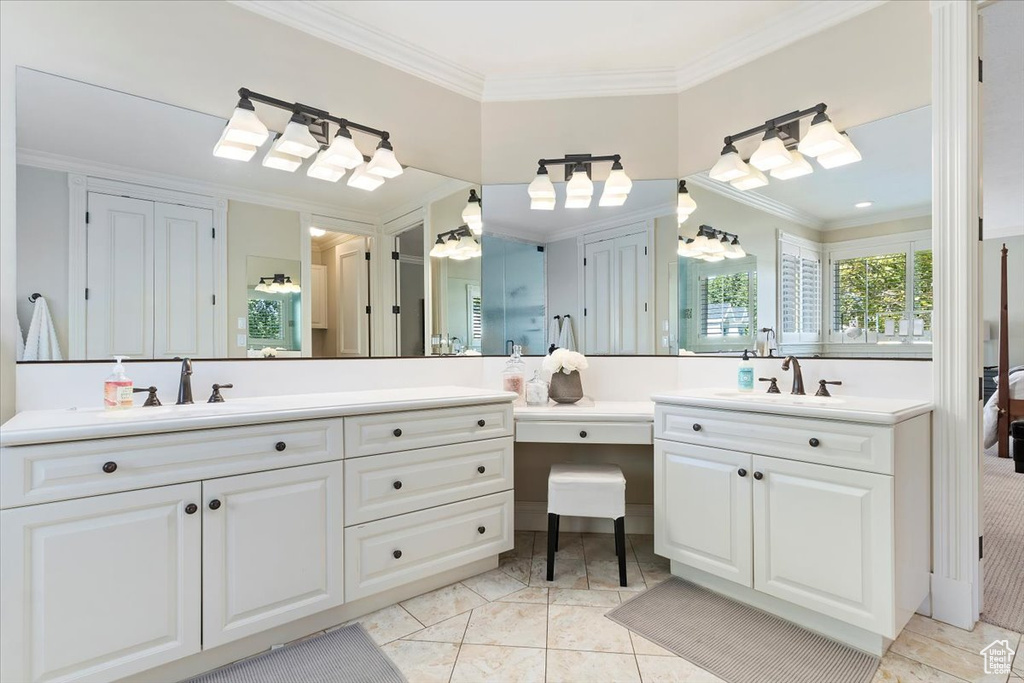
[245,256,301,357]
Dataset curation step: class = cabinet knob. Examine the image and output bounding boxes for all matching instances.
[692,423,702,432]
[738,468,747,477]
[808,438,820,448]
[753,472,764,481]
[579,430,588,438]
[393,480,403,490]
[478,526,486,534]
[275,441,287,452]
[393,550,403,559]
[393,428,403,437]
[209,499,222,510]
[477,419,486,427]
[477,466,486,474]
[185,503,198,515]
[102,461,117,474]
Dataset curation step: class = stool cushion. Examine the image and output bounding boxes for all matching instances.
[548,463,626,519]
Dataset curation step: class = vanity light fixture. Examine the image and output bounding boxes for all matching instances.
[431,226,481,260]
[462,189,483,235]
[678,226,745,261]
[214,87,401,188]
[730,165,769,191]
[769,150,814,180]
[254,274,300,294]
[528,154,630,210]
[708,143,750,183]
[528,166,556,210]
[816,133,862,169]
[676,180,697,224]
[565,163,595,209]
[749,128,793,171]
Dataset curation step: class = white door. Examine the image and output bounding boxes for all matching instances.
[583,231,650,354]
[752,455,895,636]
[584,240,614,354]
[202,461,345,648]
[310,263,327,329]
[654,440,752,586]
[336,238,369,356]
[153,203,215,358]
[86,193,154,359]
[0,483,201,683]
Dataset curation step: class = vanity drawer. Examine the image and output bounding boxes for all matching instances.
[0,419,344,508]
[344,403,513,458]
[515,420,653,445]
[344,438,514,525]
[344,490,513,600]
[655,405,893,474]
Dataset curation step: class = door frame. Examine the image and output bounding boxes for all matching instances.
[68,175,227,358]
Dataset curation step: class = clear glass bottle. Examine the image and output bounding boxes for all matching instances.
[502,344,526,403]
[526,370,549,406]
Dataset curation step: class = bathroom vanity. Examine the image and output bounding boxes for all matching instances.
[0,387,516,683]
[651,389,932,655]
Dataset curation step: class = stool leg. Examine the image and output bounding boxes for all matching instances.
[547,513,558,581]
[614,516,627,587]
[554,514,560,551]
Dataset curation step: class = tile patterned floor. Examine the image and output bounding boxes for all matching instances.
[305,533,1024,682]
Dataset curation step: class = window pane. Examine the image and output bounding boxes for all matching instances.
[834,252,906,332]
[913,249,933,329]
[248,298,284,340]
[701,271,755,337]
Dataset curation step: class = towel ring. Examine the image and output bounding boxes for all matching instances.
[28,293,41,303]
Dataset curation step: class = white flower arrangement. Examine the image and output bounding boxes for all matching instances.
[260,347,279,358]
[542,349,589,375]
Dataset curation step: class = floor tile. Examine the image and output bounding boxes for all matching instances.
[340,604,422,645]
[582,533,632,562]
[403,612,470,644]
[534,531,585,559]
[463,601,548,648]
[628,534,657,562]
[546,649,641,683]
[630,631,676,657]
[496,586,549,604]
[450,643,546,683]
[905,615,1022,657]
[381,640,459,683]
[400,583,487,626]
[635,654,726,683]
[530,556,589,589]
[587,558,646,591]
[891,628,1007,682]
[498,555,533,584]
[872,651,966,683]
[547,604,634,653]
[461,568,527,601]
[501,531,536,560]
[637,560,672,587]
[549,588,621,608]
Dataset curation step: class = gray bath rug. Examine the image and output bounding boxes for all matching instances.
[186,623,407,683]
[606,577,879,683]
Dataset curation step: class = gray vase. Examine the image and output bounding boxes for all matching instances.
[549,370,584,404]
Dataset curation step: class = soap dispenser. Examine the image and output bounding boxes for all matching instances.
[737,349,754,393]
[104,356,134,409]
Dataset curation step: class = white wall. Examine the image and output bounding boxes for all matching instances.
[982,236,1024,367]
[545,237,579,326]
[822,214,932,243]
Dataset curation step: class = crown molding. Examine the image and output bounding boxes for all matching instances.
[483,68,680,103]
[487,201,675,244]
[822,203,932,230]
[686,174,823,229]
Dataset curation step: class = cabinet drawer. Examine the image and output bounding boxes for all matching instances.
[344,403,513,458]
[0,419,344,508]
[345,438,513,525]
[656,405,893,474]
[515,421,652,445]
[345,491,513,600]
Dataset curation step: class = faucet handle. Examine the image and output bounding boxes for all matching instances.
[759,377,781,394]
[208,383,234,403]
[815,380,842,397]
[133,386,162,407]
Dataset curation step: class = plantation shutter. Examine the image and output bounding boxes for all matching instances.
[778,235,822,344]
[699,270,755,338]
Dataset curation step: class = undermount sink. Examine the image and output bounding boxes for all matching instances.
[707,390,845,406]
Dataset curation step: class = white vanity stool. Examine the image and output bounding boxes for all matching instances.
[546,463,627,586]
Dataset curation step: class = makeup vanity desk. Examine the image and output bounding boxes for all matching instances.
[514,399,655,445]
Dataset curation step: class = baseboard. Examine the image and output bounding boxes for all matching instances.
[515,501,653,534]
[929,573,976,630]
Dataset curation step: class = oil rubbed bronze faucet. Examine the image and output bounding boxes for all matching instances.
[781,356,805,395]
[176,358,194,405]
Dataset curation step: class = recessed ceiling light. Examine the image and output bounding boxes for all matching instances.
[309,227,327,237]
[854,201,873,208]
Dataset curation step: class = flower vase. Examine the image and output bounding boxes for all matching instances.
[548,370,584,404]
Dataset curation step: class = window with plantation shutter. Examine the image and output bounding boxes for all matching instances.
[778,234,822,344]
[689,255,758,350]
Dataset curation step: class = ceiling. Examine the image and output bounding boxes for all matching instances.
[231,0,885,101]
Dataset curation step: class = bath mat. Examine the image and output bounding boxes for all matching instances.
[606,577,879,683]
[186,623,407,683]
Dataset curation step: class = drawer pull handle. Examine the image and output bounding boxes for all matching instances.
[275,441,287,452]
[478,526,486,534]
[753,472,764,481]
[738,468,747,477]
[393,428,403,437]
[692,423,702,432]
[579,430,588,438]
[478,466,486,474]
[393,480,403,490]
[185,503,198,515]
[209,499,222,510]
[393,550,402,559]
[477,419,486,427]
[102,461,117,474]
[809,438,820,448]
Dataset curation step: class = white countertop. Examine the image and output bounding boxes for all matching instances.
[0,386,517,446]
[651,388,933,425]
[514,399,654,422]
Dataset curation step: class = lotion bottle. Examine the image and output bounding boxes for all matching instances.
[737,349,754,392]
[104,356,134,409]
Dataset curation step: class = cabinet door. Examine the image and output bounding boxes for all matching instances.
[654,440,752,586]
[0,483,201,683]
[310,264,327,329]
[202,462,344,648]
[752,455,895,636]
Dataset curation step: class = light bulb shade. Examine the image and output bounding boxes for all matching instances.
[749,131,793,171]
[770,150,814,180]
[676,184,697,216]
[462,194,483,233]
[429,236,447,258]
[565,167,594,198]
[729,239,746,259]
[444,234,461,255]
[254,280,269,293]
[322,128,363,169]
[702,253,725,263]
[604,167,633,195]
[692,233,710,252]
[365,140,403,178]
[213,125,258,161]
[598,191,628,207]
[528,170,556,199]
[677,212,691,226]
[677,238,699,257]
[347,162,386,191]
[798,115,845,157]
[564,194,592,209]
[307,149,346,182]
[815,133,862,169]
[704,236,725,255]
[262,138,302,172]
[276,116,319,158]
[729,166,769,191]
[530,197,556,211]
[709,145,750,182]
[224,99,269,147]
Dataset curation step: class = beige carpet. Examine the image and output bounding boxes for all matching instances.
[981,447,1024,632]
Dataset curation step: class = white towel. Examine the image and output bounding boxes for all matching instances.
[548,316,561,350]
[16,316,25,362]
[23,296,63,361]
[557,315,577,351]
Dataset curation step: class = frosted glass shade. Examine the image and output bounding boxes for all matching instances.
[702,253,725,263]
[770,151,814,180]
[429,237,447,257]
[322,130,363,170]
[730,240,746,258]
[704,236,725,255]
[676,189,697,216]
[276,119,319,159]
[462,200,482,234]
[213,126,257,161]
[749,134,793,171]
[692,233,710,252]
[366,144,403,178]
[564,194,592,209]
[816,133,862,169]
[528,172,555,199]
[709,150,750,182]
[598,191,628,207]
[798,117,845,157]
[262,138,302,172]
[677,212,690,226]
[347,162,386,190]
[566,168,594,198]
[604,168,633,195]
[729,166,769,191]
[307,149,345,182]
[530,197,556,211]
[224,103,269,147]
